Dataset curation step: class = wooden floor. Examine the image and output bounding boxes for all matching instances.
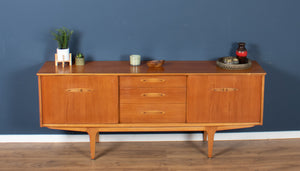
[0,139,300,171]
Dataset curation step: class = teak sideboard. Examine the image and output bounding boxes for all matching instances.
[37,61,266,159]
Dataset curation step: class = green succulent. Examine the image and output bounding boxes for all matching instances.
[76,53,84,58]
[51,27,73,49]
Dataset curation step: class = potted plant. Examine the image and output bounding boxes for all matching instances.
[75,53,85,65]
[51,27,73,62]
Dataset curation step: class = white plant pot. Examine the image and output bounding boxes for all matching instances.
[57,48,70,61]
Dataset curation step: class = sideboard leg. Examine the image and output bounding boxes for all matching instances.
[206,127,217,158]
[96,132,100,143]
[87,128,98,160]
[203,131,208,142]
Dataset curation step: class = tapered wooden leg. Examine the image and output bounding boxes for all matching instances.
[206,127,217,158]
[203,131,208,142]
[87,128,98,160]
[55,54,58,66]
[96,132,100,143]
[69,54,72,66]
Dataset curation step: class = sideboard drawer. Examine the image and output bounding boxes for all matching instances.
[120,76,186,88]
[120,104,185,123]
[120,88,186,104]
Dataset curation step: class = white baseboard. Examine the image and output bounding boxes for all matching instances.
[0,131,299,143]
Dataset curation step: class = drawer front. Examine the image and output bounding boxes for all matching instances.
[120,88,186,104]
[120,104,185,123]
[120,76,186,88]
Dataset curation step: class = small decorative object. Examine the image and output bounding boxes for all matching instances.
[236,42,248,64]
[223,57,233,64]
[52,27,73,67]
[222,56,239,64]
[216,56,252,70]
[232,58,239,64]
[75,53,85,66]
[130,54,141,66]
[146,60,165,68]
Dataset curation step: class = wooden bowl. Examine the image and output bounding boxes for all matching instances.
[146,60,165,68]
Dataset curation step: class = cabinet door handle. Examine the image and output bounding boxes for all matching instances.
[141,93,166,97]
[140,78,165,83]
[66,88,93,93]
[141,111,165,114]
[212,88,239,92]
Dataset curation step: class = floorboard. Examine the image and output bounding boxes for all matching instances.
[0,139,300,170]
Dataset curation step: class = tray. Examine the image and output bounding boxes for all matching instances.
[216,57,252,70]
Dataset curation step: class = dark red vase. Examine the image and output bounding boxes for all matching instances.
[236,42,248,64]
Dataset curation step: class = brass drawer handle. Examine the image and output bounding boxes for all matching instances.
[66,88,93,93]
[141,111,165,114]
[140,78,165,83]
[212,88,239,92]
[141,93,166,97]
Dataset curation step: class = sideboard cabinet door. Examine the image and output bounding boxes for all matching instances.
[40,76,118,124]
[187,75,263,123]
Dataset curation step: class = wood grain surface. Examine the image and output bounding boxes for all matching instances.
[187,75,263,123]
[0,139,299,170]
[120,76,186,88]
[120,88,186,104]
[40,75,118,124]
[37,61,266,75]
[120,103,186,123]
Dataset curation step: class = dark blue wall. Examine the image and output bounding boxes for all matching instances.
[1,0,299,134]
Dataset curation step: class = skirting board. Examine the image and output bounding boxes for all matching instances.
[0,131,300,143]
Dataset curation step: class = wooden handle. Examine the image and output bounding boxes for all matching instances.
[141,93,166,97]
[66,88,93,93]
[212,88,239,92]
[140,78,165,83]
[141,111,165,114]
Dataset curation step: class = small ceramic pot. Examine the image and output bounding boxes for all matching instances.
[130,54,141,66]
[75,57,85,65]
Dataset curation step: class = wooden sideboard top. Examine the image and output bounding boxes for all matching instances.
[37,61,266,75]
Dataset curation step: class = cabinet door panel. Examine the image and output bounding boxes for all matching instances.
[41,76,118,124]
[187,75,263,123]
